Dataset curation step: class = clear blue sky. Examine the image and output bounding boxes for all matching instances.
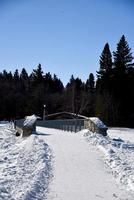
[0,0,134,85]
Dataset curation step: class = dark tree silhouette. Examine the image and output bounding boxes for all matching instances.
[113,35,134,73]
[85,73,95,92]
[97,43,112,78]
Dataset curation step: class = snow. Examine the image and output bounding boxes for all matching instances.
[23,114,37,127]
[0,121,9,126]
[0,123,134,200]
[37,127,133,200]
[89,117,107,128]
[108,127,134,143]
[0,123,52,200]
[85,128,134,194]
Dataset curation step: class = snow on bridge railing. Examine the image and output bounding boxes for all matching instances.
[15,114,107,136]
[15,115,37,136]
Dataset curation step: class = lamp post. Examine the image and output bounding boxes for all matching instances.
[43,105,46,120]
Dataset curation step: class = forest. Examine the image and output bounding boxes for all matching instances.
[0,35,134,127]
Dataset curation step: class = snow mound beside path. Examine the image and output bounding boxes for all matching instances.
[89,117,107,128]
[84,130,134,193]
[23,114,37,127]
[0,123,52,200]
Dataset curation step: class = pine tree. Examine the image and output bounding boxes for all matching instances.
[3,70,8,78]
[112,35,134,126]
[113,35,134,73]
[97,43,112,78]
[20,68,29,93]
[85,73,95,92]
[32,63,44,84]
[53,74,64,93]
[66,75,75,87]
[14,69,20,81]
[20,68,28,80]
[7,71,13,80]
[96,43,113,125]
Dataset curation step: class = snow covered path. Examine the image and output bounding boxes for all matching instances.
[37,127,133,200]
[0,124,133,200]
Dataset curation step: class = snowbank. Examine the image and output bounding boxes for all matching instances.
[0,123,52,200]
[84,130,134,193]
[89,117,107,128]
[23,114,37,127]
[0,121,9,126]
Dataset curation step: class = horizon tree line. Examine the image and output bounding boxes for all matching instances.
[0,35,134,127]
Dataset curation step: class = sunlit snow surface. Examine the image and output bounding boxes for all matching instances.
[23,114,37,127]
[85,127,134,193]
[0,123,52,200]
[0,123,134,200]
[90,117,107,128]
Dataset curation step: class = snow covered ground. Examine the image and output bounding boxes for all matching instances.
[37,127,133,200]
[0,123,134,200]
[0,123,52,200]
[108,127,134,143]
[85,127,134,194]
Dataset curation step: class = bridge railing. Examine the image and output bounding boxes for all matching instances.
[15,118,107,136]
[36,119,85,133]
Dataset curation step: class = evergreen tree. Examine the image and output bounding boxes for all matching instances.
[113,35,134,73]
[7,71,13,80]
[96,43,113,125]
[14,69,20,81]
[20,68,29,80]
[97,43,112,78]
[66,75,75,87]
[85,73,95,92]
[112,35,134,126]
[3,70,8,78]
[32,63,44,84]
[53,74,64,93]
[20,68,29,89]
[44,72,53,94]
[65,76,83,114]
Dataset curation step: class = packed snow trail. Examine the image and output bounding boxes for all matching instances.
[37,127,133,200]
